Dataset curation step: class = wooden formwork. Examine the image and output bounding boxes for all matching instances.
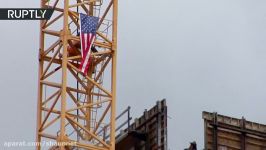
[203,111,266,150]
[116,99,168,150]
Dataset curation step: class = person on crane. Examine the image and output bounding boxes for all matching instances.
[67,40,98,57]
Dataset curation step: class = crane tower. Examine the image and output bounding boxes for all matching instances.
[36,0,118,149]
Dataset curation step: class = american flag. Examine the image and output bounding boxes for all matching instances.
[79,13,99,75]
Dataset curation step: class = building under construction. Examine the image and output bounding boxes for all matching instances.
[116,100,167,150]
[203,111,266,150]
[183,112,266,150]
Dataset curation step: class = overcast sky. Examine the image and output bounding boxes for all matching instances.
[1,0,266,149]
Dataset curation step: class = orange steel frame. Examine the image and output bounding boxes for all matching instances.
[36,0,118,149]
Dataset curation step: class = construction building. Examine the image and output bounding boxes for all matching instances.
[116,99,168,150]
[203,111,266,150]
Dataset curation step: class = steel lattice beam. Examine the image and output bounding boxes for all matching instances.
[36,0,118,149]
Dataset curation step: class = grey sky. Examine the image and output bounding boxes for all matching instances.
[1,0,266,149]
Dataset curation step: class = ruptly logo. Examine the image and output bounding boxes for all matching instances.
[0,8,54,20]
